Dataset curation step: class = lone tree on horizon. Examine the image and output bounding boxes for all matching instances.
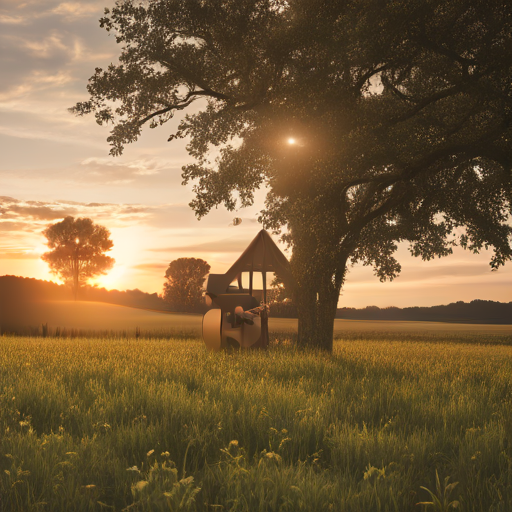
[163,258,210,312]
[73,0,512,350]
[42,216,115,300]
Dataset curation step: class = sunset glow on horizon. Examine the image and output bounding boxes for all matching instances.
[1,1,511,307]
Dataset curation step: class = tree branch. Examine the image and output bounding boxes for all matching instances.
[337,116,511,196]
[159,57,231,101]
[384,69,490,126]
[136,89,230,127]
[416,34,478,67]
[381,75,416,103]
[355,63,391,91]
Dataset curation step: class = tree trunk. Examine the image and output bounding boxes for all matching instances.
[295,262,346,352]
[73,273,78,301]
[296,285,317,348]
[316,281,341,352]
[73,254,79,301]
[289,213,347,352]
[296,286,339,351]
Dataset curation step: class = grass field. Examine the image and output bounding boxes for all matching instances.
[1,331,512,511]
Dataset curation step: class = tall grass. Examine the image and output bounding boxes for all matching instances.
[0,324,200,340]
[1,333,511,511]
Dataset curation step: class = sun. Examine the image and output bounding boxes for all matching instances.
[32,244,48,255]
[90,264,126,290]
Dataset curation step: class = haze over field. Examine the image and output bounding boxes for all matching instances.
[1,0,511,307]
[3,299,512,339]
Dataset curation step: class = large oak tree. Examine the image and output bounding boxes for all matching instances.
[73,0,512,350]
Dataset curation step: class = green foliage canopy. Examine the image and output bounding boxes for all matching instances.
[73,0,512,348]
[42,216,115,299]
[163,257,210,311]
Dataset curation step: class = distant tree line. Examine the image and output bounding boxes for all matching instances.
[3,275,510,324]
[0,276,170,312]
[246,293,512,324]
[337,301,512,324]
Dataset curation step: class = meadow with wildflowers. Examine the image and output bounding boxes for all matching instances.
[1,331,512,511]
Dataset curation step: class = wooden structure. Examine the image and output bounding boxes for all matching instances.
[202,230,293,351]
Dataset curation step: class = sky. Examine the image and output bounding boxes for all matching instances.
[1,0,511,308]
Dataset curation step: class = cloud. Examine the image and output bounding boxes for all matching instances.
[20,33,90,64]
[0,15,26,25]
[22,31,68,57]
[0,1,114,110]
[79,156,185,185]
[0,196,160,269]
[143,200,262,230]
[7,205,78,220]
[51,2,105,20]
[150,236,258,254]
[0,1,107,23]
[0,55,74,98]
[0,0,194,188]
[0,221,34,232]
[132,262,168,271]
[0,197,153,232]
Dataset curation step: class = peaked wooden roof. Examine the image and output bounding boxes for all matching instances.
[206,230,293,295]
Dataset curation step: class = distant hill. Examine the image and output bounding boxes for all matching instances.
[0,275,170,312]
[0,275,207,335]
[0,299,203,336]
[337,300,512,324]
[2,276,510,326]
